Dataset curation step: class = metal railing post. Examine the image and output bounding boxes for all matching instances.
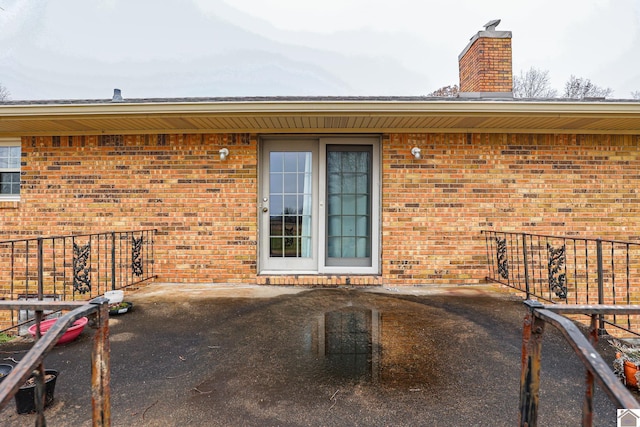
[596,238,606,334]
[90,297,111,426]
[522,233,530,300]
[36,237,46,426]
[582,314,597,426]
[111,232,116,291]
[37,237,44,300]
[519,300,545,427]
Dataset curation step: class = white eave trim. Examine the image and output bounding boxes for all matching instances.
[1,99,640,117]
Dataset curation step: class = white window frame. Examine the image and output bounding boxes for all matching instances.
[0,138,21,201]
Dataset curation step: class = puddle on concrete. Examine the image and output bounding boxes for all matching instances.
[316,307,375,382]
[303,295,450,389]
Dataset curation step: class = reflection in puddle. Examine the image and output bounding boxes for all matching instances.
[313,304,436,388]
[315,307,380,383]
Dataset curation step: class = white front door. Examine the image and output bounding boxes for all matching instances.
[260,137,380,274]
[260,139,319,272]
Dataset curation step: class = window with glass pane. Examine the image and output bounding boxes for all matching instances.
[326,145,371,266]
[0,145,20,196]
[269,151,312,258]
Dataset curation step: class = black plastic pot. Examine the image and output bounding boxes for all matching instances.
[15,369,58,415]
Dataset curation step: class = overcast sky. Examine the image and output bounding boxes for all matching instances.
[0,0,638,100]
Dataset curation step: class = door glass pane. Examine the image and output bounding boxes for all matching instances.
[269,151,312,258]
[326,146,372,264]
[284,195,297,215]
[356,173,368,193]
[342,173,356,193]
[284,176,297,193]
[327,237,341,257]
[327,172,341,194]
[356,216,368,237]
[328,216,341,236]
[356,195,368,215]
[270,174,283,194]
[356,238,369,256]
[343,195,356,214]
[270,152,284,172]
[342,216,356,237]
[270,237,283,257]
[270,195,283,216]
[284,152,298,172]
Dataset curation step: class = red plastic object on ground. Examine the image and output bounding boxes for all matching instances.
[27,316,88,345]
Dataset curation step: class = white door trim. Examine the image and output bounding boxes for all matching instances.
[259,136,381,275]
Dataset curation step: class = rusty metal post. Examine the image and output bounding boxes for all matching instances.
[582,314,598,427]
[34,303,46,427]
[520,300,545,427]
[90,297,111,426]
[34,366,46,427]
[35,238,47,425]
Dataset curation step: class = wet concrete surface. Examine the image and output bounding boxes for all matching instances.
[0,285,623,426]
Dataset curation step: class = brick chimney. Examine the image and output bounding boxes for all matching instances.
[458,19,512,97]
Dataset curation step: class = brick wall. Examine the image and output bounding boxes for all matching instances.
[382,132,640,285]
[0,132,639,287]
[459,36,512,93]
[0,134,258,284]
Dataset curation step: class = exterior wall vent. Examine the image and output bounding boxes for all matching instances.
[112,88,123,102]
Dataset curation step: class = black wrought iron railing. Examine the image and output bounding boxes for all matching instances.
[0,229,156,332]
[482,230,640,336]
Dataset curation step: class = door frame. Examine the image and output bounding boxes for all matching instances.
[259,138,319,273]
[258,135,381,275]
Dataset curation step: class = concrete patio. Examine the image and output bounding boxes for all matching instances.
[0,284,625,426]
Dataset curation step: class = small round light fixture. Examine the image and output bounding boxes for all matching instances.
[219,148,229,161]
[411,147,421,159]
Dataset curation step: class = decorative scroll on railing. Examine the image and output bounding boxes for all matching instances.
[131,235,144,277]
[496,237,509,280]
[482,230,640,337]
[547,243,567,299]
[0,229,156,333]
[73,241,92,294]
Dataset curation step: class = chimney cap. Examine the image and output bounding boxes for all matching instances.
[483,19,501,31]
[458,20,512,61]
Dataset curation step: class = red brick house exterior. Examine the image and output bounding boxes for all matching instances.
[1,24,639,288]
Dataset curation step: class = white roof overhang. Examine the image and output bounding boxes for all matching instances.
[0,98,639,137]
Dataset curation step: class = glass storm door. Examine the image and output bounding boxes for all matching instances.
[260,140,318,271]
[325,145,372,267]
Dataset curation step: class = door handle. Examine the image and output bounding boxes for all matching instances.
[262,207,268,213]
